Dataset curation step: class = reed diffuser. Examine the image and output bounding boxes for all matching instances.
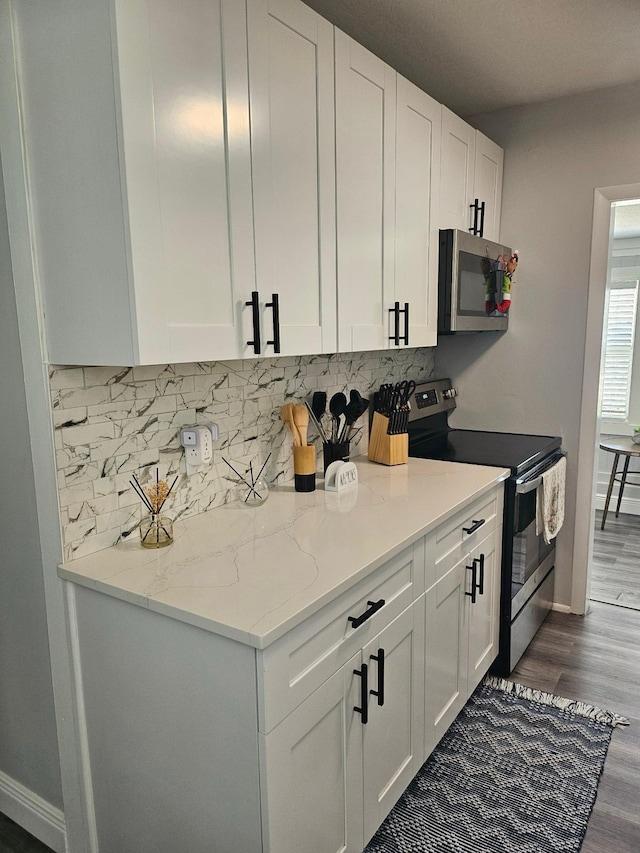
[130,469,178,548]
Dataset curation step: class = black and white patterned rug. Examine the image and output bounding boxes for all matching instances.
[365,676,629,853]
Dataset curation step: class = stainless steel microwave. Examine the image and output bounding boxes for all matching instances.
[438,229,514,333]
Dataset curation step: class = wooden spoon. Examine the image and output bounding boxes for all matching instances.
[293,403,309,447]
[281,402,301,446]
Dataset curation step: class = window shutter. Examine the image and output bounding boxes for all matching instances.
[600,283,638,419]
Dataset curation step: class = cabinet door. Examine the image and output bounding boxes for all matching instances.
[424,556,468,756]
[394,77,440,348]
[473,131,504,242]
[260,654,363,853]
[336,31,396,352]
[439,106,475,235]
[247,0,336,356]
[362,603,425,844]
[116,0,254,363]
[466,528,501,692]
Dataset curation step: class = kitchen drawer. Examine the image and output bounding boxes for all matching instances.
[257,538,425,733]
[433,488,501,581]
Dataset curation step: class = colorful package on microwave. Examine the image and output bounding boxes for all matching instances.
[483,251,518,316]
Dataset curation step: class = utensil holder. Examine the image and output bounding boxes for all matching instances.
[322,441,350,474]
[368,411,408,466]
[293,444,316,492]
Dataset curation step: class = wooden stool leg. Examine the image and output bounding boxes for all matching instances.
[601,452,620,530]
[615,455,631,518]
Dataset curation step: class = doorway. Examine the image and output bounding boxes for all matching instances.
[572,185,640,614]
[590,200,640,609]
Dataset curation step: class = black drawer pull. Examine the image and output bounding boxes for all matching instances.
[369,648,385,707]
[353,663,369,724]
[462,518,485,535]
[245,291,261,355]
[348,599,385,630]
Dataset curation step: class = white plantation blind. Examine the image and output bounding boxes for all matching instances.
[600,282,639,419]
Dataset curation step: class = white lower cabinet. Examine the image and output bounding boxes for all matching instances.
[261,602,425,853]
[67,484,503,853]
[424,526,501,756]
[259,656,363,853]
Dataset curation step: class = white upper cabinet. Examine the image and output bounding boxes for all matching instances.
[246,0,337,356]
[17,0,255,366]
[16,0,499,366]
[335,32,396,353]
[336,34,440,352]
[440,106,503,242]
[473,130,504,245]
[394,78,441,349]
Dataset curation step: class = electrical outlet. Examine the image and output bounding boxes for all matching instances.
[180,424,218,475]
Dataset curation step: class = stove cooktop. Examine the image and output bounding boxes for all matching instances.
[408,428,562,477]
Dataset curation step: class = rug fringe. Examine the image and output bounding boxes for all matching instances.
[483,675,630,728]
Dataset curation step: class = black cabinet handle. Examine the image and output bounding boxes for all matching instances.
[348,598,385,630]
[265,293,281,353]
[401,302,409,345]
[478,201,486,238]
[353,663,369,724]
[389,302,400,345]
[475,553,485,595]
[465,562,478,604]
[462,518,485,535]
[246,291,261,355]
[369,648,385,707]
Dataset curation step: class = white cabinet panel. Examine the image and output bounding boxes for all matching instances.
[440,105,503,242]
[424,557,467,754]
[467,528,500,692]
[260,655,364,853]
[18,0,254,365]
[247,0,336,356]
[473,131,504,244]
[425,510,502,759]
[394,77,440,349]
[440,106,475,235]
[336,32,396,353]
[362,603,425,844]
[117,0,253,363]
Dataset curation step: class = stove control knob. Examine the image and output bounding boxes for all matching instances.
[442,387,457,399]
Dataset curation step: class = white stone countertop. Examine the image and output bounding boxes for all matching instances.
[59,457,509,649]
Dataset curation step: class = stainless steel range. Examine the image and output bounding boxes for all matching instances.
[406,378,564,675]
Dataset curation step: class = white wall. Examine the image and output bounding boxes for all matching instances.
[435,79,640,608]
[0,152,63,809]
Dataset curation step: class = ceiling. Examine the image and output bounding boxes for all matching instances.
[304,0,640,117]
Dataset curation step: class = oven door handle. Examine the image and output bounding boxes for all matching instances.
[515,475,542,495]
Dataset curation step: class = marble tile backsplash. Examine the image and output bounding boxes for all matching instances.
[51,348,435,561]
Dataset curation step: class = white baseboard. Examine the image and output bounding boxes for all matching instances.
[551,602,572,613]
[0,769,66,852]
[594,492,640,516]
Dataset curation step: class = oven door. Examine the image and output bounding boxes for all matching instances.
[510,455,564,612]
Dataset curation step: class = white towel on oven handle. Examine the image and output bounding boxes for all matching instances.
[535,455,566,545]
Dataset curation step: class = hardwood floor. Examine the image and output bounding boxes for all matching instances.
[513,601,640,852]
[591,509,640,610]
